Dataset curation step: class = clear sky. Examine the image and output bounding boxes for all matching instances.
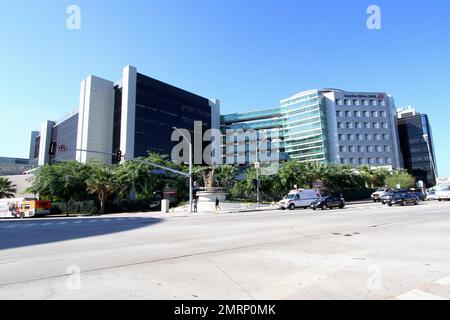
[0,0,449,175]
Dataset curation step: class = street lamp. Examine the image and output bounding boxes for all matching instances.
[423,134,438,185]
[174,127,193,214]
[255,133,269,209]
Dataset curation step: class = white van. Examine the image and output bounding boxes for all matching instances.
[278,189,321,210]
[436,184,450,201]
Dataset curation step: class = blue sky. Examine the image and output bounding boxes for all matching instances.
[0,0,449,175]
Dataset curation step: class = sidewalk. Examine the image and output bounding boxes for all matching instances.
[172,202,277,215]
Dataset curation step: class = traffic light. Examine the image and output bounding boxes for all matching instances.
[49,142,57,156]
[114,149,122,164]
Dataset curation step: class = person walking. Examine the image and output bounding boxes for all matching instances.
[215,197,220,211]
[193,197,198,213]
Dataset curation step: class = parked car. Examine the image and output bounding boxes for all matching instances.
[371,188,392,202]
[278,189,321,210]
[436,184,450,201]
[311,195,346,210]
[387,192,419,207]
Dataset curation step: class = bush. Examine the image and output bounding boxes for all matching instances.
[51,200,98,215]
[105,198,161,213]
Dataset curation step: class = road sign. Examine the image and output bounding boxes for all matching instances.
[58,144,68,152]
[151,169,166,175]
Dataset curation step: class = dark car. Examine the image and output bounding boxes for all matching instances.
[381,189,408,204]
[387,192,419,207]
[311,195,345,210]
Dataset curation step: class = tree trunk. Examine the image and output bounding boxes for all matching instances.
[99,191,105,215]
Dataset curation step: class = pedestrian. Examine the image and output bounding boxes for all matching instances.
[215,197,220,211]
[193,198,198,213]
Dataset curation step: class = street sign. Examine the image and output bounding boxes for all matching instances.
[151,169,166,175]
[58,144,68,152]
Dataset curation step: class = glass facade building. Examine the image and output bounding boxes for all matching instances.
[281,90,329,162]
[397,108,437,186]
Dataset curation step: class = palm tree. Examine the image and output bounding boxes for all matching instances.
[86,167,117,214]
[0,177,17,199]
[213,165,236,189]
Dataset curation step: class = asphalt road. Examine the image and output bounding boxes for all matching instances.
[0,201,449,300]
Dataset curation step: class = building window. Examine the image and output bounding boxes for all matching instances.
[362,100,369,106]
[377,157,383,164]
[364,122,370,129]
[346,122,353,129]
[349,146,355,152]
[386,157,392,164]
[380,111,387,117]
[379,100,386,107]
[359,158,365,165]
[338,122,344,129]
[384,145,390,152]
[375,134,381,140]
[345,99,352,106]
[356,122,362,129]
[345,111,352,117]
[383,134,389,140]
[340,146,346,153]
[381,122,388,129]
[366,134,372,141]
[341,158,347,164]
[358,146,364,152]
[367,146,374,152]
[347,134,354,141]
[353,100,360,106]
[368,157,374,164]
[339,134,345,141]
[337,111,343,117]
[363,111,369,117]
[350,158,356,165]
[373,122,380,129]
[356,134,363,140]
[376,145,383,152]
[371,100,378,107]
[354,111,361,117]
[372,111,378,117]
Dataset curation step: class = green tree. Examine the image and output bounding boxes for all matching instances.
[86,165,117,214]
[0,177,17,199]
[385,170,415,189]
[26,161,94,202]
[213,165,236,188]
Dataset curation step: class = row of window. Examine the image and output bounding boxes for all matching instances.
[336,110,387,118]
[337,122,388,129]
[341,157,392,165]
[336,99,386,107]
[340,145,391,153]
[338,133,390,141]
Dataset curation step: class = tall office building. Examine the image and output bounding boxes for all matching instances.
[397,107,437,187]
[221,89,403,169]
[32,66,220,166]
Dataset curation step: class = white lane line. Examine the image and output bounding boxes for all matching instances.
[74,221,82,224]
[396,290,447,300]
[435,276,450,286]
[57,222,67,225]
[117,218,124,221]
[104,219,111,222]
[4,225,16,229]
[24,223,36,227]
[88,220,97,223]
[42,223,52,226]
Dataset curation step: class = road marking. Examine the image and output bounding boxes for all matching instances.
[89,220,97,223]
[42,223,52,226]
[24,223,36,227]
[57,222,67,225]
[104,219,111,222]
[396,290,447,300]
[4,225,15,229]
[74,221,82,224]
[435,276,450,286]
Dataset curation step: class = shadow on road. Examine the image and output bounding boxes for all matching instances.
[0,217,163,251]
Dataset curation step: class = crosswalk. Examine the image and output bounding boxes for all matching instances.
[0,217,140,229]
[396,276,450,300]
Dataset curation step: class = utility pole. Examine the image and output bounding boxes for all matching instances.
[174,127,193,214]
[255,134,269,209]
